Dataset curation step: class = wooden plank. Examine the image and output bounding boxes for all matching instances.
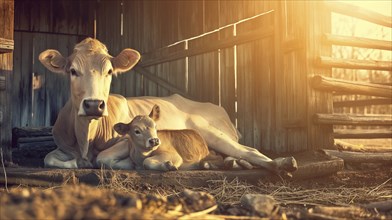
[314,113,392,126]
[11,32,21,127]
[0,38,14,53]
[334,129,392,139]
[20,32,33,127]
[31,33,47,127]
[324,34,392,51]
[325,1,392,28]
[318,56,392,71]
[0,76,4,91]
[323,149,392,164]
[219,26,236,124]
[133,66,191,99]
[334,98,392,108]
[236,42,254,148]
[311,75,392,98]
[141,26,274,67]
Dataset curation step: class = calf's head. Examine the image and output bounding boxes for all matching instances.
[114,105,161,154]
[39,38,140,117]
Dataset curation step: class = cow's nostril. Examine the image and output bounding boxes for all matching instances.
[98,101,105,110]
[83,101,90,109]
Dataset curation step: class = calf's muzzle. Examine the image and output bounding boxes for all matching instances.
[83,99,105,116]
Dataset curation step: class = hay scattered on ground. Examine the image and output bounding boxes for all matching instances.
[97,168,392,208]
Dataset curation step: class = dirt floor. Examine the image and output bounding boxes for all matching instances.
[1,139,391,219]
[1,162,391,220]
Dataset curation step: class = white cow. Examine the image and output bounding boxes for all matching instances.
[39,38,297,175]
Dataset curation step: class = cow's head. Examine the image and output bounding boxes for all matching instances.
[114,105,161,155]
[39,38,140,117]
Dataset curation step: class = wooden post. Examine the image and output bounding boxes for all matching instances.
[305,1,334,150]
[0,0,14,161]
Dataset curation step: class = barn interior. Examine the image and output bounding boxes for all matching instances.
[0,0,391,181]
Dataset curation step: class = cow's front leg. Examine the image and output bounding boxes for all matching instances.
[44,148,78,168]
[143,153,182,171]
[96,139,134,170]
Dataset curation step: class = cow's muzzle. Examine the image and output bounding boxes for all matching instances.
[83,99,105,116]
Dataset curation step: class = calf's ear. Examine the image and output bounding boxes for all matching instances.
[149,105,160,121]
[39,50,67,74]
[114,123,130,135]
[112,49,141,74]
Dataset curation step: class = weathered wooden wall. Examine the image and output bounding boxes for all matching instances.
[0,0,14,160]
[11,0,94,128]
[95,0,333,153]
[10,0,335,154]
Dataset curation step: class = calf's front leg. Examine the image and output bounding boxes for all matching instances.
[143,153,183,171]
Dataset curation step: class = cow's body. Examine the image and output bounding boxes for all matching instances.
[39,38,297,175]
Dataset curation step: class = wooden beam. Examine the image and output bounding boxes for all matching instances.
[323,149,392,164]
[334,129,392,139]
[133,66,192,99]
[333,98,392,108]
[311,75,392,98]
[314,113,392,126]
[0,38,13,53]
[324,34,392,51]
[140,27,274,67]
[317,56,392,71]
[325,1,392,28]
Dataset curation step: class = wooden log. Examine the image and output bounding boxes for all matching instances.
[17,141,57,149]
[324,34,392,51]
[17,136,54,143]
[362,200,392,212]
[334,98,392,108]
[317,56,392,71]
[314,113,392,126]
[12,127,53,137]
[323,149,392,164]
[325,1,392,28]
[334,129,392,139]
[311,75,392,98]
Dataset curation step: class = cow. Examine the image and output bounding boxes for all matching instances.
[98,104,251,171]
[38,38,297,175]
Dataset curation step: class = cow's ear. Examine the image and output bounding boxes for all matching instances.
[149,105,160,121]
[112,49,141,74]
[114,123,130,135]
[39,50,67,74]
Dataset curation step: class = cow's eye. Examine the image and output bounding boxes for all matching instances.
[108,69,113,75]
[70,69,78,76]
[134,129,141,135]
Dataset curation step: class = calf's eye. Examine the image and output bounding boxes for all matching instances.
[108,69,113,75]
[70,69,78,76]
[134,129,141,135]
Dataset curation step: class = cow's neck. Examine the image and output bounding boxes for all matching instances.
[129,141,152,167]
[74,114,101,160]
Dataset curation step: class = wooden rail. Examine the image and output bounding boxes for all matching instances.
[324,34,392,51]
[314,113,392,126]
[318,56,392,71]
[311,75,392,98]
[333,98,392,108]
[0,38,13,53]
[325,1,392,28]
[334,129,392,139]
[140,26,274,67]
[133,66,192,99]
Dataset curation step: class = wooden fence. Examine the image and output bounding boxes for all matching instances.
[311,2,392,140]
